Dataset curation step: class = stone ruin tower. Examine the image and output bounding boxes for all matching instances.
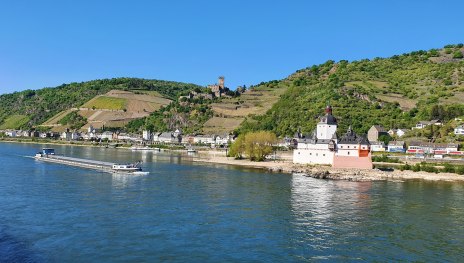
[209,76,225,98]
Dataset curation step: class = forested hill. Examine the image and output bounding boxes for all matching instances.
[0,78,202,129]
[237,44,464,137]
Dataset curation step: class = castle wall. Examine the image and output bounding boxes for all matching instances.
[293,147,334,165]
[332,154,373,169]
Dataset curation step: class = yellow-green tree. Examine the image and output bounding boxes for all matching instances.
[229,134,245,159]
[229,131,277,161]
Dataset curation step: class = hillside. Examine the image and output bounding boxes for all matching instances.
[126,83,290,135]
[2,45,464,138]
[236,44,464,140]
[40,89,174,132]
[0,78,202,129]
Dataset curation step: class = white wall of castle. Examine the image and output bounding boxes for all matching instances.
[317,123,337,140]
[335,143,369,157]
[293,148,334,165]
[293,143,334,165]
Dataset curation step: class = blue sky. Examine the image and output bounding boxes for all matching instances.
[1,0,463,94]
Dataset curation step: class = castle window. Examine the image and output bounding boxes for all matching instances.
[354,146,357,149]
[340,146,343,148]
[316,153,318,156]
[323,154,325,156]
[348,152,350,155]
[348,146,350,149]
[310,153,312,155]
[298,152,300,154]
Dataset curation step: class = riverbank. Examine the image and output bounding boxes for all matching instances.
[191,153,464,182]
[3,139,464,182]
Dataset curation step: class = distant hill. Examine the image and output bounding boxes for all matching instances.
[40,89,174,132]
[2,45,464,140]
[0,78,202,129]
[236,44,464,141]
[128,83,290,135]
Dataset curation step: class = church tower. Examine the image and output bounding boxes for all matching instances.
[317,105,337,140]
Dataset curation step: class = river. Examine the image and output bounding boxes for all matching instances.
[0,142,463,262]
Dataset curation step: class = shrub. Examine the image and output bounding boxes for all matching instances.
[421,165,438,173]
[442,163,455,173]
[456,166,464,175]
[402,163,411,170]
[453,51,464,59]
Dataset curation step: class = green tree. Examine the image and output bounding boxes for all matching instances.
[378,134,392,145]
[229,134,245,159]
[245,131,277,161]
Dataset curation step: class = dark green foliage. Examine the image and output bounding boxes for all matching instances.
[378,134,392,145]
[372,154,400,163]
[412,163,422,172]
[398,163,411,171]
[0,78,202,129]
[236,45,464,137]
[421,164,438,173]
[453,51,464,59]
[456,166,464,175]
[442,163,455,173]
[127,98,214,134]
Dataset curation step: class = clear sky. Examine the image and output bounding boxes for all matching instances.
[1,0,464,94]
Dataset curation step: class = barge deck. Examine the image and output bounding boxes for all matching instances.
[35,148,148,174]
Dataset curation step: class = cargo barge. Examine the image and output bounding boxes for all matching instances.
[35,148,148,174]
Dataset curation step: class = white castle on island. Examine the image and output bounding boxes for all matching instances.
[293,105,373,169]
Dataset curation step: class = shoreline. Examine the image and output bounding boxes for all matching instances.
[3,139,464,182]
[191,153,464,182]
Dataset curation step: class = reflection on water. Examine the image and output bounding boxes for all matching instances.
[290,175,464,261]
[1,143,464,262]
[111,173,144,189]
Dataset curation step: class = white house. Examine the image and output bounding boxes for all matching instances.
[39,132,49,139]
[370,141,386,152]
[152,132,162,142]
[61,131,72,141]
[194,135,216,145]
[20,130,31,137]
[455,125,464,135]
[158,132,181,144]
[388,141,406,152]
[215,134,233,146]
[414,120,442,129]
[88,125,96,134]
[142,130,152,141]
[71,132,81,141]
[5,130,17,137]
[181,135,195,144]
[396,128,410,138]
[387,129,397,137]
[101,131,114,141]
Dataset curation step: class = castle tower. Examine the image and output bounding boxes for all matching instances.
[317,105,337,140]
[218,76,225,89]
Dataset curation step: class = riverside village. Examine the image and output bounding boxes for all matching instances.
[2,100,464,175]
